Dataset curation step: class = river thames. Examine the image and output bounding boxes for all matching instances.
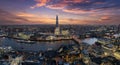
[0,37,98,52]
[0,38,77,52]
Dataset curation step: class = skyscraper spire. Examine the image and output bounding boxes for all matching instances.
[56,15,59,27]
[55,15,60,35]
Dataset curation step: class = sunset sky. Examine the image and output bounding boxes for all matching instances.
[0,0,120,25]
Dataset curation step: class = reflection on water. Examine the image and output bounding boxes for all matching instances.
[1,38,75,52]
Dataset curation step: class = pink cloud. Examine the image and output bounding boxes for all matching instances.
[31,0,49,9]
[31,0,85,9]
[46,3,67,9]
[63,0,84,3]
[63,8,97,14]
[99,16,111,22]
[31,0,120,15]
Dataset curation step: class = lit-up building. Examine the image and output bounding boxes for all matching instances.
[29,15,71,41]
[54,15,70,36]
[54,15,61,35]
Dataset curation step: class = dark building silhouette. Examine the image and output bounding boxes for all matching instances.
[56,15,59,27]
[118,24,120,33]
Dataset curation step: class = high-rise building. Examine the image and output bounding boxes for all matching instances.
[56,15,59,27]
[55,15,60,35]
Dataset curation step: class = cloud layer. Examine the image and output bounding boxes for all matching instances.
[31,0,120,14]
[0,0,120,25]
[0,9,34,25]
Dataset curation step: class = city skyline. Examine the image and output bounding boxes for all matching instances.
[0,0,120,25]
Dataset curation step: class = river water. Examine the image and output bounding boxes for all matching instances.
[0,37,98,52]
[0,38,76,52]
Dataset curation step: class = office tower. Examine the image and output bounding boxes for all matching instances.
[55,15,60,35]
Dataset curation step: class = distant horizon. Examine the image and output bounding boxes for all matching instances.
[0,23,119,26]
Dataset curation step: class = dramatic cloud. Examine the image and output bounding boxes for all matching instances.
[15,11,120,25]
[32,0,120,14]
[31,0,49,9]
[0,8,119,25]
[0,9,31,25]
[17,12,39,18]
[0,9,47,25]
[99,16,111,21]
[16,12,96,24]
[16,12,57,24]
[97,15,120,25]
